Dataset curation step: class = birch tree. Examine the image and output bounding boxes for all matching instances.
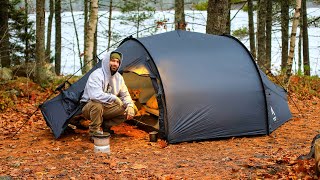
[206,0,229,35]
[83,0,98,73]
[285,0,301,84]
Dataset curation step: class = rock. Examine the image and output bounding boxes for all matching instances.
[0,175,12,180]
[10,63,36,80]
[0,67,12,80]
[10,62,55,81]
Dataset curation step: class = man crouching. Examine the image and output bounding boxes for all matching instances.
[80,51,136,136]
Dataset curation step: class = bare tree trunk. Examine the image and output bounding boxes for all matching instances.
[0,0,10,67]
[84,0,88,41]
[298,21,302,75]
[248,0,256,60]
[55,0,61,75]
[45,0,54,63]
[24,0,29,63]
[281,0,289,72]
[82,0,89,74]
[93,17,98,66]
[35,0,47,84]
[174,0,185,30]
[206,0,229,35]
[285,0,301,84]
[69,0,82,69]
[107,0,112,51]
[83,0,98,73]
[302,0,310,75]
[265,0,272,71]
[226,0,231,35]
[257,0,267,72]
[136,2,140,38]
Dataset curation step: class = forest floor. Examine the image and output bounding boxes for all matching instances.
[0,76,320,179]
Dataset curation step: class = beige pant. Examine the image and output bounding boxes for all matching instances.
[82,100,126,132]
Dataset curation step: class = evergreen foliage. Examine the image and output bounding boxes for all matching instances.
[192,1,207,10]
[118,0,156,38]
[8,0,36,65]
[193,0,247,11]
[232,27,248,39]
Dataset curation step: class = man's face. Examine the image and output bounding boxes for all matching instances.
[109,58,120,73]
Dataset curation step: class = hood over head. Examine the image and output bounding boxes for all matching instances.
[110,52,122,61]
[102,51,123,78]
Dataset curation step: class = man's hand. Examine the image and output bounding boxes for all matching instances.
[124,106,135,120]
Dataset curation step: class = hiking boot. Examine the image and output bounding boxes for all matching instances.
[102,126,115,135]
[89,129,103,142]
[89,129,103,136]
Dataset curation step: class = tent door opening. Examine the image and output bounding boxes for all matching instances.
[123,72,159,130]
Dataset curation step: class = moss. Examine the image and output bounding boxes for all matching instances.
[0,91,15,111]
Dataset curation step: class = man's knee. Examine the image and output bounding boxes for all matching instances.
[102,103,125,118]
[82,101,104,118]
[89,101,104,111]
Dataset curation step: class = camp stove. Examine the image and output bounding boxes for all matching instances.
[92,132,111,154]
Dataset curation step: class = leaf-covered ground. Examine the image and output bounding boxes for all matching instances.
[0,77,320,179]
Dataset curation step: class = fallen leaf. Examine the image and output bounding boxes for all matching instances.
[132,163,147,170]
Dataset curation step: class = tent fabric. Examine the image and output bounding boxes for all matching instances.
[40,30,291,143]
[40,64,100,138]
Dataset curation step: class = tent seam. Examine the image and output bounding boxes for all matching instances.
[222,34,271,135]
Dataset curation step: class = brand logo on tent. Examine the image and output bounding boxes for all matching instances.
[270,106,277,122]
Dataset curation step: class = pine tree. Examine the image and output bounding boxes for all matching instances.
[0,0,10,67]
[281,0,289,72]
[257,0,267,72]
[175,0,185,30]
[206,0,229,35]
[302,0,310,75]
[55,0,61,75]
[35,0,48,84]
[119,0,156,38]
[247,0,256,60]
[8,0,36,65]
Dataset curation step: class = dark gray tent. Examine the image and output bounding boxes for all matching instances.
[40,30,292,143]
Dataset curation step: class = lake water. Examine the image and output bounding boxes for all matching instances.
[29,9,320,76]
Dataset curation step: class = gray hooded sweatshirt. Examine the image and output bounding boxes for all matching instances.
[81,51,134,109]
